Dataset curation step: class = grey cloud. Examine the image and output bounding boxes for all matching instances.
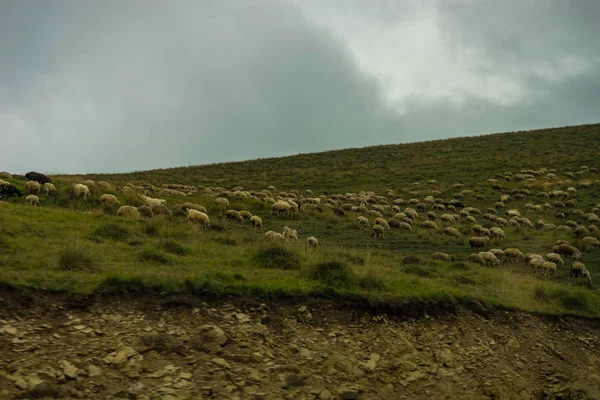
[0,1,599,175]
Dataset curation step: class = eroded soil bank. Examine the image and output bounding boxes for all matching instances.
[1,291,600,400]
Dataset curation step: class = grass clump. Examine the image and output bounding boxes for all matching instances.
[309,261,356,289]
[137,248,171,264]
[213,237,237,246]
[402,255,422,265]
[403,265,435,278]
[159,239,190,256]
[95,223,131,241]
[254,246,301,270]
[58,246,97,271]
[534,286,591,312]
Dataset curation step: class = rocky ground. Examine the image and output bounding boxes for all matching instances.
[1,292,600,400]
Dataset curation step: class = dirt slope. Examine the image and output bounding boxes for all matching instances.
[1,292,600,400]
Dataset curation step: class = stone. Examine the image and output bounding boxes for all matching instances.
[59,360,78,379]
[88,365,102,377]
[199,325,228,346]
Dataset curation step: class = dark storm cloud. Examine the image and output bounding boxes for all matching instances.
[0,0,598,174]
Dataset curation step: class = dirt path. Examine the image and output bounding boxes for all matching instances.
[1,292,600,400]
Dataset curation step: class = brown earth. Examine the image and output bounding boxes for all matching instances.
[1,291,600,400]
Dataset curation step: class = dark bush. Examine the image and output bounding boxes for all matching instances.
[309,261,356,289]
[159,239,190,256]
[254,246,301,270]
[95,223,131,241]
[137,249,171,264]
[58,247,97,271]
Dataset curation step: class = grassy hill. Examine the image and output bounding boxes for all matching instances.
[84,123,600,193]
[1,123,600,317]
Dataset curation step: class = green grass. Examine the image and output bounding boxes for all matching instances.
[0,123,600,316]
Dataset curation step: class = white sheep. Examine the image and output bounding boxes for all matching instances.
[73,183,91,198]
[371,224,385,239]
[139,194,167,208]
[282,226,301,243]
[187,209,210,230]
[443,227,461,237]
[357,216,371,228]
[432,252,454,262]
[26,194,40,207]
[25,180,41,194]
[214,197,230,212]
[117,205,140,219]
[306,236,319,252]
[265,230,287,242]
[100,194,121,208]
[44,183,57,195]
[374,218,390,230]
[272,201,293,217]
[478,251,500,266]
[250,216,263,231]
[490,227,506,240]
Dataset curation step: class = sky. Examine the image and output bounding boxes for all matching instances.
[1,0,599,174]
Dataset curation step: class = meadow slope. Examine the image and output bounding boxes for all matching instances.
[0,123,599,318]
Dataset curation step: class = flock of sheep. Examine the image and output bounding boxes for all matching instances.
[1,164,599,283]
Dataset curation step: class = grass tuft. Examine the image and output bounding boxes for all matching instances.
[309,261,356,289]
[58,246,98,271]
[254,246,301,270]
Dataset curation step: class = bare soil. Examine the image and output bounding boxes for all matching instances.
[1,291,600,400]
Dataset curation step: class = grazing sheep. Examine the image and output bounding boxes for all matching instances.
[187,209,210,230]
[239,210,253,220]
[0,171,13,179]
[443,227,461,237]
[265,230,287,242]
[26,194,40,207]
[478,251,500,266]
[432,252,455,262]
[374,217,390,230]
[371,224,385,239]
[282,226,301,243]
[0,183,22,198]
[25,180,41,194]
[225,210,244,223]
[250,215,263,231]
[73,183,91,198]
[554,243,581,258]
[139,194,167,208]
[469,236,490,248]
[44,183,57,195]
[504,248,525,262]
[490,227,506,239]
[399,222,412,232]
[581,236,600,248]
[440,213,456,224]
[422,220,439,230]
[117,205,141,220]
[272,201,293,217]
[570,261,587,278]
[214,197,230,212]
[306,236,319,252]
[97,181,112,191]
[181,202,207,213]
[541,262,557,276]
[546,253,565,266]
[137,205,154,218]
[100,194,121,208]
[489,248,505,260]
[25,171,51,184]
[468,253,486,266]
[151,204,173,217]
[357,216,371,228]
[529,258,545,273]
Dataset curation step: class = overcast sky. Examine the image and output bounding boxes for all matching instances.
[1,0,599,174]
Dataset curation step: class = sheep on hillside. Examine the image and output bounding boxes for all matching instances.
[503,248,524,262]
[371,224,385,239]
[44,183,57,195]
[546,253,565,266]
[272,201,293,217]
[422,220,439,230]
[469,237,490,248]
[283,226,301,243]
[239,210,253,220]
[225,210,244,223]
[443,227,461,237]
[478,251,500,266]
[73,183,91,198]
[137,205,154,218]
[100,194,121,208]
[306,236,319,252]
[250,216,263,231]
[432,252,454,262]
[117,205,140,220]
[152,204,173,217]
[215,197,230,212]
[581,236,600,248]
[490,227,506,239]
[541,261,557,276]
[187,209,210,230]
[25,181,41,194]
[468,253,486,266]
[26,195,40,207]
[265,230,287,242]
[25,171,51,184]
[374,218,390,230]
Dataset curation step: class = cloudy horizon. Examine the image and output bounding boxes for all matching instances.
[2,0,599,175]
